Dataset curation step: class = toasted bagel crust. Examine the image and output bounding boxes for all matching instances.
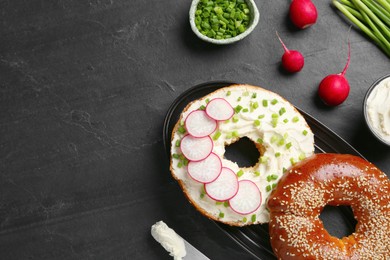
[268,153,390,259]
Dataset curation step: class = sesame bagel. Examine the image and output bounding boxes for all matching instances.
[268,153,390,259]
[170,84,314,226]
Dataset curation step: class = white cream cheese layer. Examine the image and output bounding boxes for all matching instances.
[171,85,315,225]
[151,221,186,260]
[366,77,390,144]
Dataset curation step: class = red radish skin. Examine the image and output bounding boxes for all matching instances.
[180,135,213,161]
[289,0,318,29]
[276,32,304,73]
[229,180,262,215]
[318,41,351,106]
[187,153,222,183]
[185,110,217,138]
[205,98,234,121]
[204,167,239,201]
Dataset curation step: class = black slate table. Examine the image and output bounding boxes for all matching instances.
[1,0,389,259]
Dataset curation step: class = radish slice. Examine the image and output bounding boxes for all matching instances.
[205,98,234,121]
[229,180,262,215]
[204,167,238,201]
[185,110,217,137]
[187,153,222,183]
[180,135,213,161]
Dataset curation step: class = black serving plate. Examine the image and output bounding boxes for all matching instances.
[163,81,363,259]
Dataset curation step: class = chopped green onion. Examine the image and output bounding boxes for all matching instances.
[183,159,189,166]
[254,119,261,126]
[290,157,296,165]
[271,117,278,127]
[178,126,186,134]
[219,212,225,218]
[302,130,308,136]
[257,138,263,144]
[175,140,180,147]
[252,93,257,98]
[267,174,278,182]
[260,156,268,164]
[232,115,239,123]
[235,105,243,113]
[275,152,281,157]
[279,107,286,116]
[224,201,229,207]
[242,108,249,112]
[251,101,259,110]
[254,171,260,176]
[237,169,244,177]
[226,90,231,96]
[271,99,278,105]
[251,214,257,222]
[286,142,292,149]
[262,99,268,107]
[292,116,299,123]
[213,131,222,140]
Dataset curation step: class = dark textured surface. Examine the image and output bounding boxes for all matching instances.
[0,0,389,259]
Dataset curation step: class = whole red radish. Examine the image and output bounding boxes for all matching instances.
[318,41,351,106]
[289,0,318,29]
[276,32,304,73]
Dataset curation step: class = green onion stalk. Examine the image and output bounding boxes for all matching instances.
[333,0,390,57]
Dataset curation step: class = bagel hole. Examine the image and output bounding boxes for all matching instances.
[319,205,357,239]
[224,137,262,168]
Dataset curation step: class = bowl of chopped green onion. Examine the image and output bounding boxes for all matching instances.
[189,0,260,44]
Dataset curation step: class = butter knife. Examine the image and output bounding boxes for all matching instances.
[182,237,210,260]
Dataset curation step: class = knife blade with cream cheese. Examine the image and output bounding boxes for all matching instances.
[151,221,210,260]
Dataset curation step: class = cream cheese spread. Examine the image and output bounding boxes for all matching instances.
[170,85,315,225]
[366,76,390,144]
[151,221,186,260]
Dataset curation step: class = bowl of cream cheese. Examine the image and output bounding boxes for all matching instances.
[364,74,390,146]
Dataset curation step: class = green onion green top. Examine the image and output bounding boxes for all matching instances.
[237,169,244,177]
[213,131,222,140]
[251,214,256,222]
[234,105,243,113]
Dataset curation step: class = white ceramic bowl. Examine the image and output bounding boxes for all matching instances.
[189,0,260,45]
[363,74,390,147]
